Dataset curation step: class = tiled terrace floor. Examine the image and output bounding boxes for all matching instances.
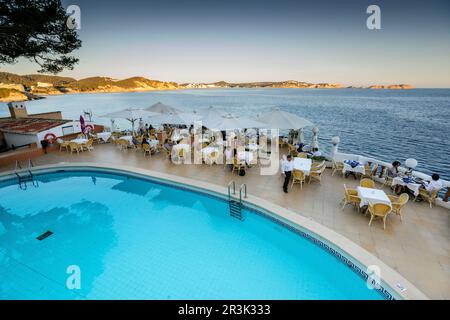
[1,143,449,299]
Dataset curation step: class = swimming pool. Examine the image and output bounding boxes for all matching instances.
[0,168,389,300]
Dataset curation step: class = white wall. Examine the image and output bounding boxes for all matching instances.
[3,121,81,149]
[36,121,81,144]
[3,132,38,148]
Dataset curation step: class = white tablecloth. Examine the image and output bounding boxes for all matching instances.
[148,139,159,148]
[343,162,366,175]
[97,132,112,142]
[293,158,312,176]
[237,151,254,164]
[70,138,88,145]
[357,186,391,208]
[392,177,421,196]
[120,135,134,144]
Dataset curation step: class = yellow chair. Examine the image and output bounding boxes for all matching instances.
[383,175,394,189]
[291,169,305,189]
[341,184,361,210]
[331,160,344,176]
[367,203,392,230]
[418,188,441,208]
[68,142,82,154]
[81,139,94,152]
[58,139,70,152]
[232,157,244,174]
[309,165,325,184]
[360,178,375,188]
[287,143,296,153]
[297,153,308,159]
[142,144,151,157]
[363,163,379,179]
[116,139,129,150]
[311,160,325,171]
[388,193,409,220]
[178,148,186,163]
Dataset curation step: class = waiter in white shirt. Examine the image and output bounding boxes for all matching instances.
[282,155,294,193]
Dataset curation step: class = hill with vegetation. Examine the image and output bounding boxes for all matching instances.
[0,71,413,102]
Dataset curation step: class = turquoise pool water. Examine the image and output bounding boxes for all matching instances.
[0,170,384,300]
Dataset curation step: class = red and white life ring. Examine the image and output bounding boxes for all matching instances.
[84,124,94,133]
[44,132,57,144]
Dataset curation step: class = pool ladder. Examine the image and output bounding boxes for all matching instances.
[14,159,38,190]
[228,181,247,221]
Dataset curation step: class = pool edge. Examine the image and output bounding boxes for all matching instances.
[0,162,429,300]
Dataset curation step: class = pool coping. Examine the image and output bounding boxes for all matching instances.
[0,162,429,300]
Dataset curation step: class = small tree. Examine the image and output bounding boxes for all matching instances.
[0,0,81,73]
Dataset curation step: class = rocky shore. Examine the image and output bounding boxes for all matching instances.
[0,72,414,102]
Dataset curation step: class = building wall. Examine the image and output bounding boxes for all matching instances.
[3,132,37,148]
[3,121,82,149]
[36,121,81,146]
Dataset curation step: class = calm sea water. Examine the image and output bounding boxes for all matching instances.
[1,88,449,180]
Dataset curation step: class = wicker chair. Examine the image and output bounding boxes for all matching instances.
[309,165,326,184]
[142,144,151,157]
[291,169,306,190]
[360,178,375,188]
[418,188,441,208]
[388,193,409,220]
[232,157,244,174]
[57,138,70,152]
[367,203,392,230]
[331,160,344,176]
[68,142,82,154]
[341,184,361,210]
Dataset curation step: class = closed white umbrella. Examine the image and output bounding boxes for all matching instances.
[202,113,266,130]
[145,112,202,126]
[99,108,159,132]
[256,107,314,129]
[144,102,182,114]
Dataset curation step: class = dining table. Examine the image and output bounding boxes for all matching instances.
[96,132,112,142]
[293,157,312,176]
[356,186,392,208]
[70,138,88,145]
[392,176,422,196]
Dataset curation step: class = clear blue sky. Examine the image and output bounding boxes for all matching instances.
[1,0,449,87]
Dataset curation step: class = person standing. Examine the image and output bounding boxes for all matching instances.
[282,155,294,193]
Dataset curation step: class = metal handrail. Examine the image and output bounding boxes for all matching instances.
[228,180,236,199]
[15,160,22,171]
[239,184,247,203]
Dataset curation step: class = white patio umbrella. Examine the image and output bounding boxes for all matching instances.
[145,112,202,126]
[256,107,314,129]
[99,108,159,132]
[144,102,182,114]
[202,113,266,130]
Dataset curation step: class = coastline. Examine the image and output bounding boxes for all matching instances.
[0,85,419,103]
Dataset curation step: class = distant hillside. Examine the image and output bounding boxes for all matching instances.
[0,72,181,101]
[0,72,75,86]
[0,71,414,102]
